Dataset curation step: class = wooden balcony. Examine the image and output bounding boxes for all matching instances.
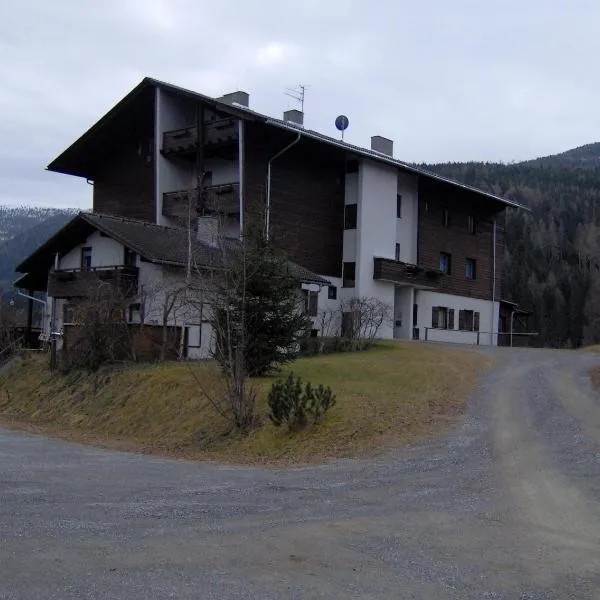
[162,118,238,156]
[373,257,444,287]
[162,183,240,221]
[48,266,139,299]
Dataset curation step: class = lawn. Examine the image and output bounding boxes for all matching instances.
[0,342,489,465]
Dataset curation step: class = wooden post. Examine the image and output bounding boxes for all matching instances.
[26,290,34,347]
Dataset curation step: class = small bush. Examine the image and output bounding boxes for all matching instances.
[268,373,336,431]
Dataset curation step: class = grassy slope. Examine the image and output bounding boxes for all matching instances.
[0,342,488,465]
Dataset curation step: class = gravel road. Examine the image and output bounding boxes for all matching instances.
[2,347,600,599]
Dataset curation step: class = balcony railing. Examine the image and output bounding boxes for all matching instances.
[162,183,240,221]
[373,257,443,287]
[47,266,139,299]
[162,118,238,155]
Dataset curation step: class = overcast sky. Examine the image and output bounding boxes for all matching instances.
[1,0,599,209]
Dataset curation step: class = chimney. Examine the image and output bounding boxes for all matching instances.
[371,135,393,157]
[283,109,304,126]
[197,216,219,247]
[218,91,249,108]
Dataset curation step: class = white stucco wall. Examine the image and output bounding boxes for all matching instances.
[58,231,126,270]
[354,159,398,338]
[394,286,414,340]
[204,157,239,185]
[414,290,499,346]
[156,90,198,226]
[395,171,419,264]
[302,276,343,336]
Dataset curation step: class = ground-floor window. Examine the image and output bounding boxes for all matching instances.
[459,310,480,331]
[432,306,455,329]
[432,306,447,329]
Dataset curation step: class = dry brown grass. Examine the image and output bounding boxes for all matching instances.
[0,342,489,465]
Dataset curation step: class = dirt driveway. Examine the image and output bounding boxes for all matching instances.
[1,347,600,599]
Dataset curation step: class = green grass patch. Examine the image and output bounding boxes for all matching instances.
[0,342,489,465]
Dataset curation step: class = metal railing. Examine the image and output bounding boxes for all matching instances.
[422,327,539,347]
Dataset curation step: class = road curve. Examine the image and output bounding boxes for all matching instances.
[2,347,600,599]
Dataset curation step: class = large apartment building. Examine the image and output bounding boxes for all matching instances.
[15,77,524,355]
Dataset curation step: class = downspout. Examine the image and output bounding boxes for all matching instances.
[491,218,496,345]
[238,119,244,239]
[17,291,47,307]
[154,87,161,224]
[266,132,302,239]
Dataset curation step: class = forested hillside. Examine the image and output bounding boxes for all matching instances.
[0,207,74,296]
[423,142,600,347]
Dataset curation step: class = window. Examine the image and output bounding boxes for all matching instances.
[466,258,476,280]
[310,329,319,338]
[124,247,137,267]
[413,303,418,326]
[467,215,477,234]
[81,246,92,270]
[344,204,357,229]
[458,310,480,331]
[63,305,75,325]
[396,194,402,218]
[395,243,401,262]
[128,303,142,323]
[303,290,318,317]
[440,252,452,274]
[448,309,455,329]
[431,306,448,329]
[442,208,450,228]
[328,285,337,300]
[342,262,356,288]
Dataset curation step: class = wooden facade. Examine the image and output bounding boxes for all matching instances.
[243,121,345,278]
[417,178,506,301]
[162,183,240,222]
[373,257,443,287]
[48,266,139,299]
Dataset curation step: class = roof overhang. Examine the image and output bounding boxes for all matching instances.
[46,78,263,180]
[265,119,527,211]
[47,75,527,211]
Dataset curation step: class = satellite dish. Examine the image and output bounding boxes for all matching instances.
[335,115,349,139]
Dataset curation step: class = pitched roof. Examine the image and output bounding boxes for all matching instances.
[48,77,525,210]
[15,212,330,286]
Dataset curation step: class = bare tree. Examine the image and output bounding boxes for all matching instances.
[317,296,392,342]
[0,300,24,362]
[61,278,134,371]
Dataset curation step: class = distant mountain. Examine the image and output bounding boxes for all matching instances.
[0,206,75,296]
[422,143,600,347]
[522,142,600,169]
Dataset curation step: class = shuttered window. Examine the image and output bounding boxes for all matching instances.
[458,310,480,331]
[432,306,448,329]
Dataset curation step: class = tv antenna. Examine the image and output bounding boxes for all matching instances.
[285,84,308,113]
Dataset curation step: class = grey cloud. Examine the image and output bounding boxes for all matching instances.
[1,0,600,208]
